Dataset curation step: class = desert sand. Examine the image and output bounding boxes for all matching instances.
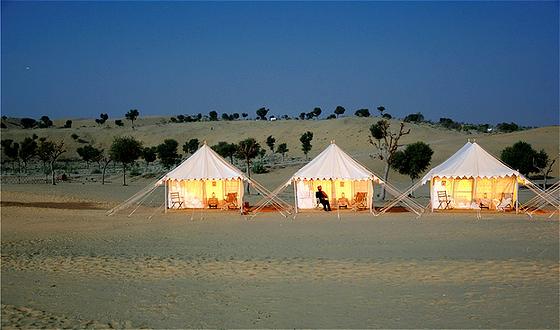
[1,118,559,328]
[1,179,559,329]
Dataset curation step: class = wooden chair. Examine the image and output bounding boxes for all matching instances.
[495,193,513,211]
[436,191,451,209]
[352,192,368,211]
[223,192,238,210]
[169,192,184,209]
[337,197,349,209]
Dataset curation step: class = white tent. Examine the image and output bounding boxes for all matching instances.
[250,142,424,218]
[161,143,248,212]
[420,141,527,211]
[108,143,291,218]
[288,142,382,212]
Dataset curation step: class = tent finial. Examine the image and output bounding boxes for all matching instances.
[203,140,207,145]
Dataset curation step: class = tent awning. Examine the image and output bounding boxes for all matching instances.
[421,142,526,184]
[288,142,383,183]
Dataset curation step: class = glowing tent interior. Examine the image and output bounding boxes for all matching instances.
[161,143,247,212]
[251,141,424,217]
[107,143,291,218]
[420,142,526,211]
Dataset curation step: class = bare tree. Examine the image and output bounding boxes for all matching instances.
[37,139,66,185]
[368,110,410,199]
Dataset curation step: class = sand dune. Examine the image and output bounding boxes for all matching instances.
[1,188,558,328]
[1,117,558,181]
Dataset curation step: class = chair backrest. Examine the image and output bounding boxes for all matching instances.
[226,192,237,203]
[355,192,367,202]
[501,192,513,201]
[437,191,448,201]
[170,192,181,202]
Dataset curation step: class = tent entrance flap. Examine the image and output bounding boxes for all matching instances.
[167,178,242,209]
[295,179,371,210]
[431,176,517,210]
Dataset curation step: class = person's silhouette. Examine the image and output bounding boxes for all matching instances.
[315,185,331,211]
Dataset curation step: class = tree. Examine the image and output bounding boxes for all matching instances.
[221,113,231,121]
[36,139,66,185]
[368,117,411,199]
[99,152,112,185]
[63,120,72,128]
[439,118,461,130]
[19,137,37,172]
[334,106,346,118]
[157,139,180,169]
[496,122,520,133]
[299,112,306,120]
[20,118,37,129]
[276,143,289,162]
[208,110,218,121]
[77,145,103,169]
[235,138,262,193]
[176,115,185,123]
[403,113,425,123]
[109,136,142,185]
[38,116,53,128]
[500,141,539,176]
[241,113,248,119]
[182,138,200,155]
[300,131,313,160]
[142,146,157,169]
[534,150,557,189]
[212,141,237,164]
[115,119,124,127]
[326,114,336,120]
[232,113,240,120]
[312,107,322,119]
[125,109,140,128]
[305,112,314,120]
[382,113,392,119]
[1,139,20,172]
[96,113,109,125]
[391,142,434,184]
[256,107,269,120]
[266,135,276,153]
[355,109,370,117]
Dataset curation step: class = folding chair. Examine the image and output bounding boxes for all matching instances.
[169,192,184,209]
[437,191,451,209]
[495,193,513,211]
[352,192,368,211]
[223,192,238,210]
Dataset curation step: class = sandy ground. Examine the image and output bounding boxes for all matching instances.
[1,183,558,329]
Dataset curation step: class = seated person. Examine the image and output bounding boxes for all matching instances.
[337,192,349,208]
[316,185,331,211]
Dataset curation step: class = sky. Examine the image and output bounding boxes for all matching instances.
[1,1,558,126]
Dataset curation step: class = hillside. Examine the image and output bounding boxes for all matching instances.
[1,116,558,187]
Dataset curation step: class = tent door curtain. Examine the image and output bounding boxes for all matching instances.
[431,177,517,210]
[295,179,370,210]
[166,179,242,209]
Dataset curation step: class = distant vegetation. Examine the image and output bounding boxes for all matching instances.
[501,141,556,188]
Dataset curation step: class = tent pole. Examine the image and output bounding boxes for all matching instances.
[515,178,519,214]
[431,178,434,212]
[293,181,298,217]
[369,179,374,215]
[164,180,168,213]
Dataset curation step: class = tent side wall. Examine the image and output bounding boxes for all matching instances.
[166,178,243,209]
[294,178,373,210]
[430,176,518,210]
